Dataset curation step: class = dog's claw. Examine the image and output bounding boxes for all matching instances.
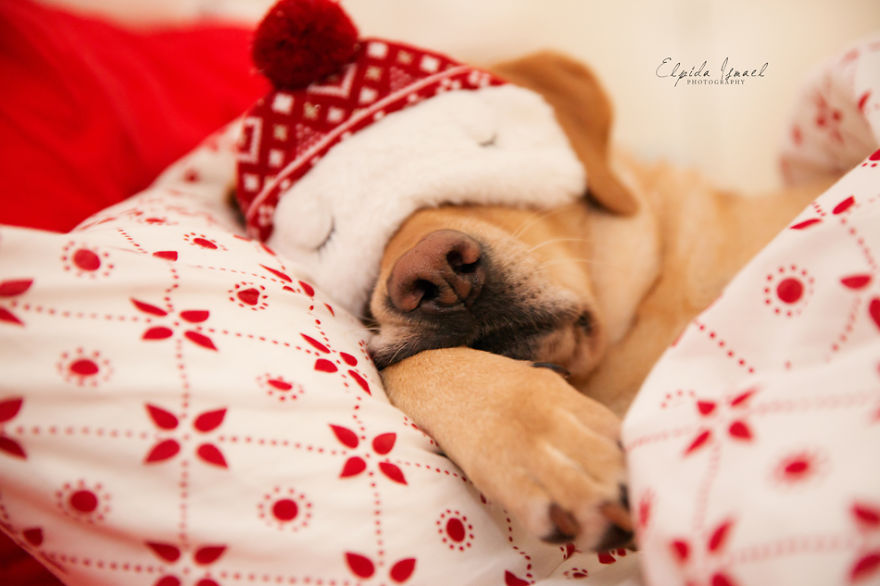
[599,501,633,533]
[618,482,630,512]
[595,523,634,551]
[545,503,580,543]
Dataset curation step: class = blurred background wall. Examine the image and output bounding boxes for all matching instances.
[40,0,880,192]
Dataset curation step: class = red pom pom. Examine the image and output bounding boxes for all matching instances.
[252,0,359,89]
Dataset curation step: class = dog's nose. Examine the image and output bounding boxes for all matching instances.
[387,230,485,313]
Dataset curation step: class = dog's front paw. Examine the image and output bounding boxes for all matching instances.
[380,348,632,550]
[463,363,632,550]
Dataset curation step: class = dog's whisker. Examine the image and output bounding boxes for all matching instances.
[509,208,558,238]
[536,257,624,271]
[371,339,407,370]
[525,237,592,255]
[539,257,599,267]
[385,344,407,368]
[510,207,570,239]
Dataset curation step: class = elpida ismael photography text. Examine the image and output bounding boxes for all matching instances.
[656,56,769,87]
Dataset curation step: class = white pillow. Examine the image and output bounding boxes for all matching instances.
[0,121,641,586]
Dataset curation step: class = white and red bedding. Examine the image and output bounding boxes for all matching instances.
[624,36,880,586]
[1,2,878,584]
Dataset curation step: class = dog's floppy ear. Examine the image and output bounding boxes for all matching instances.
[492,51,638,215]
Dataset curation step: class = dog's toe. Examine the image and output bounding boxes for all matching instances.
[527,410,631,549]
[541,491,633,549]
[539,489,633,547]
[544,503,580,543]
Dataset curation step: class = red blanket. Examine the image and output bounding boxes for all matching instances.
[0,0,267,233]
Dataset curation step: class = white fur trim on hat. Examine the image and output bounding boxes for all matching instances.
[268,84,586,315]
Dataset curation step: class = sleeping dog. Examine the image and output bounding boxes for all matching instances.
[362,52,835,550]
[236,7,835,549]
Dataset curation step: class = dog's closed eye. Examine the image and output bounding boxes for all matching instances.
[316,219,335,252]
[576,312,595,335]
[478,133,497,148]
[532,362,571,379]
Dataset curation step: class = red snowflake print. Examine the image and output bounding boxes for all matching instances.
[257,373,305,403]
[258,263,290,282]
[132,299,217,351]
[771,448,828,488]
[763,265,814,317]
[814,94,845,143]
[860,148,880,169]
[183,232,226,251]
[258,486,312,532]
[659,389,696,410]
[21,527,44,547]
[685,387,758,456]
[0,278,32,326]
[638,489,654,533]
[61,242,114,278]
[152,250,179,261]
[134,214,177,226]
[143,405,229,468]
[330,425,406,484]
[56,348,112,387]
[228,281,269,310]
[301,333,371,394]
[254,241,276,256]
[563,567,590,579]
[856,89,871,112]
[146,541,227,586]
[597,547,629,565]
[0,396,26,459]
[55,480,111,525]
[258,264,320,299]
[870,297,880,333]
[790,217,823,230]
[345,552,416,583]
[789,194,860,230]
[833,195,856,215]
[849,501,880,583]
[839,274,880,336]
[436,509,475,551]
[669,518,739,586]
[841,274,873,291]
[504,570,532,585]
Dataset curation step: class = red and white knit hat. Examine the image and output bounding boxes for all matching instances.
[236,0,586,315]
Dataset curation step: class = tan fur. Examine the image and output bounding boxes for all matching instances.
[367,52,837,549]
[493,52,639,216]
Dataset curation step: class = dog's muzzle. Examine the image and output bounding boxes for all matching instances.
[370,229,580,370]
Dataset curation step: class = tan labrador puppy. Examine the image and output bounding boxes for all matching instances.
[366,52,836,550]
